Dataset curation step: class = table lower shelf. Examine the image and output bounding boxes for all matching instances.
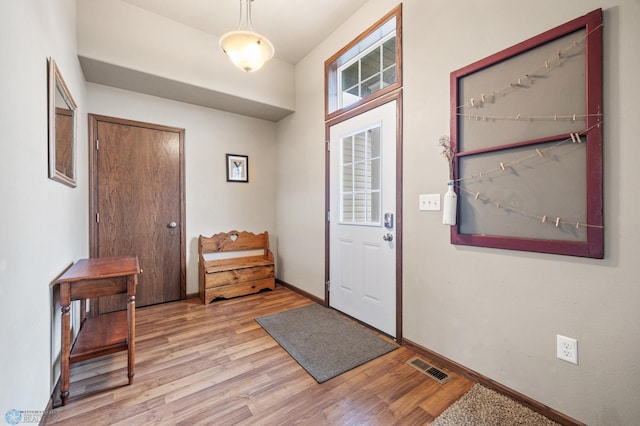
[70,310,129,364]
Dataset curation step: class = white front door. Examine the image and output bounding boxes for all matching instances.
[329,100,397,337]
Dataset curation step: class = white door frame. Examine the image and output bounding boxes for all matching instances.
[325,91,403,342]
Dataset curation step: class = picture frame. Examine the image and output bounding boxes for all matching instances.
[226,154,249,183]
[48,57,78,187]
[449,9,603,258]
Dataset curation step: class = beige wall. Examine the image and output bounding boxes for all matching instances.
[0,0,89,413]
[275,0,640,424]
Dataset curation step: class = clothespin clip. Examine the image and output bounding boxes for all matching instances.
[555,217,561,227]
[542,215,547,223]
[536,149,544,158]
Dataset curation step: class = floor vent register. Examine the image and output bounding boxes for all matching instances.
[407,357,452,384]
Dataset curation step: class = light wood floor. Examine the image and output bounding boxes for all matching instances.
[43,285,474,425]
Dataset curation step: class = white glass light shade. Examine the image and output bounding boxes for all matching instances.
[219,30,275,72]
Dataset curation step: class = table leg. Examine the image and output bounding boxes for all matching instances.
[127,294,135,384]
[60,303,71,405]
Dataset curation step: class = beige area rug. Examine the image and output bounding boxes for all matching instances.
[431,384,561,426]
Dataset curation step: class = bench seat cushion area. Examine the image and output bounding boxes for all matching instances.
[199,231,275,304]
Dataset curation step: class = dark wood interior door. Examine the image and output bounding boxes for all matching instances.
[89,115,185,313]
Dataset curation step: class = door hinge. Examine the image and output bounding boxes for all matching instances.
[326,140,330,152]
[96,212,100,223]
[96,139,99,150]
[327,211,330,222]
[326,280,330,291]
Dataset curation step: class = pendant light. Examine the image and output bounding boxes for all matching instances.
[219,0,275,72]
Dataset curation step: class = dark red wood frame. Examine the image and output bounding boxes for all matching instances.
[449,9,603,258]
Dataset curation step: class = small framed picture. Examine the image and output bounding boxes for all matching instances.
[226,154,249,182]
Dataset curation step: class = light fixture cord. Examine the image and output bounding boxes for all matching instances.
[246,0,254,31]
[235,0,242,29]
[236,0,254,31]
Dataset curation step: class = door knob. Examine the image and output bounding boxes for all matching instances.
[383,233,393,241]
[168,221,177,228]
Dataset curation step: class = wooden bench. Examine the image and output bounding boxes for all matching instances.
[198,230,275,304]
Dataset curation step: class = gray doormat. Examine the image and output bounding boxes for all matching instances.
[255,304,397,383]
[432,384,561,426]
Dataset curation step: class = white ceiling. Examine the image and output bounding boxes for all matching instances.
[121,0,370,64]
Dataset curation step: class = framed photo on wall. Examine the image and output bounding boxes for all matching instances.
[226,154,249,182]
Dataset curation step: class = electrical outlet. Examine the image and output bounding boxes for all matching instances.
[557,334,578,365]
[419,194,440,211]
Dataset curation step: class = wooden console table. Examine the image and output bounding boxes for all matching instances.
[55,256,141,406]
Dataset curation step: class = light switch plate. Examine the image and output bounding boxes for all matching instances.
[419,194,440,211]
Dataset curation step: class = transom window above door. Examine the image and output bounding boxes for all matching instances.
[338,33,396,110]
[340,125,381,226]
[325,5,402,119]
